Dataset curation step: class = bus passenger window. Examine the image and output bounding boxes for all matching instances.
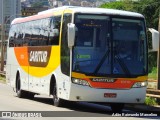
[9,25,16,47]
[61,13,72,76]
[49,28,59,45]
[48,16,61,45]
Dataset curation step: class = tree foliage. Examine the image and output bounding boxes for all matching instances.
[100,1,125,10]
[100,0,134,11]
[100,0,160,29]
[134,0,160,29]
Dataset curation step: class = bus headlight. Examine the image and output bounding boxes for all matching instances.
[132,81,148,88]
[72,78,89,86]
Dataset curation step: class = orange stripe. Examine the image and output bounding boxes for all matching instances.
[72,72,147,89]
[14,46,60,77]
[84,78,137,89]
[14,47,29,66]
[72,72,148,81]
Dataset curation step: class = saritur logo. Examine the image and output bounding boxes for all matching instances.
[30,51,48,63]
[28,47,51,67]
[91,78,116,83]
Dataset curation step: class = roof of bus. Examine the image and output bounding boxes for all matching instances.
[39,6,144,18]
[12,6,144,24]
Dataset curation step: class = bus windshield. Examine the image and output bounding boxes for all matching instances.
[72,14,147,77]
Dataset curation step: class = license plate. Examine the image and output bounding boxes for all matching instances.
[104,93,117,98]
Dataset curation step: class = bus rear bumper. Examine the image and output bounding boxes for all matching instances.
[69,84,146,103]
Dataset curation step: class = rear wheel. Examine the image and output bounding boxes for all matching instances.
[110,103,124,113]
[53,83,65,107]
[16,74,26,98]
[16,74,35,99]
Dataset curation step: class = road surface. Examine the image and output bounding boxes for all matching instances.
[0,83,158,120]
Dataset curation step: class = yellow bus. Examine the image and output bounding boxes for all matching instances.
[6,6,148,112]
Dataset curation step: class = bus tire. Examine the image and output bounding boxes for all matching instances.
[53,83,65,107]
[16,74,26,98]
[110,103,124,113]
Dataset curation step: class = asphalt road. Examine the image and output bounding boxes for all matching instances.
[0,83,158,120]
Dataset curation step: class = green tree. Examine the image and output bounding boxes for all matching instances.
[100,0,134,11]
[100,1,126,10]
[100,0,160,29]
[134,0,160,29]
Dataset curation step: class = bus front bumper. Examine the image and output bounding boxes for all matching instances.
[69,84,146,103]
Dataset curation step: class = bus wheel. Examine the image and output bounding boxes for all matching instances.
[16,74,25,98]
[110,103,124,113]
[53,83,65,107]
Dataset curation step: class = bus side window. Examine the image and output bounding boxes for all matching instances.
[23,22,30,46]
[30,21,36,46]
[9,25,15,47]
[17,23,23,47]
[61,13,72,76]
[39,18,49,46]
[38,19,43,45]
[15,24,23,47]
[48,16,61,45]
[31,20,39,46]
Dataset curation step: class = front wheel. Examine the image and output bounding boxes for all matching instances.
[110,103,124,113]
[53,83,65,107]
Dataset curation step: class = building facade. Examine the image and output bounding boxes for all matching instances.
[0,0,21,65]
[0,0,21,40]
[0,0,21,24]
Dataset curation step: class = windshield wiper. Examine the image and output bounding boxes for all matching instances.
[114,54,131,77]
[74,59,99,71]
[93,49,110,74]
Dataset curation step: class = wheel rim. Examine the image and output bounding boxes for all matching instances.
[17,76,20,93]
[53,84,59,103]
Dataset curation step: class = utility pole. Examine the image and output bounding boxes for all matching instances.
[1,0,4,71]
[158,15,160,90]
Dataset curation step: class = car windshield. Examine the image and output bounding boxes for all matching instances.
[72,14,147,77]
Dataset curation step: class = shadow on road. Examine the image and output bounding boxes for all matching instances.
[18,95,160,118]
[32,96,113,115]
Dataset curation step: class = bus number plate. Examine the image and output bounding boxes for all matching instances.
[104,93,117,98]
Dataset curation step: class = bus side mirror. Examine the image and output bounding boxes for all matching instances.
[149,28,159,51]
[68,23,75,48]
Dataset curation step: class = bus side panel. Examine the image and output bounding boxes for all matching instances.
[6,63,11,85]
[27,46,61,95]
[6,47,18,88]
[6,47,29,91]
[25,66,71,97]
[54,66,71,100]
[28,74,52,95]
